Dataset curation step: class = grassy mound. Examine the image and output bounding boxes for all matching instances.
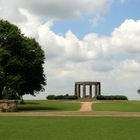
[18,100,81,112]
[93,101,140,112]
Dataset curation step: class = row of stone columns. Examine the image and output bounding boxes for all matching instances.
[75,82,101,98]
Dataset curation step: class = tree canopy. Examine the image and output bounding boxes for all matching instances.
[0,20,46,99]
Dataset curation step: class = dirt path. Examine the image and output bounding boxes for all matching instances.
[79,102,93,112]
[0,111,140,117]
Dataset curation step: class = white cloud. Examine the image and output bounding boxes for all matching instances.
[110,19,140,54]
[20,0,109,19]
[117,59,140,73]
[0,1,139,99]
[44,18,140,99]
[16,11,140,100]
[0,0,26,23]
[0,0,110,23]
[0,0,128,28]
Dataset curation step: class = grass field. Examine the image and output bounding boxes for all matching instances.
[93,101,140,112]
[0,117,140,140]
[18,100,81,112]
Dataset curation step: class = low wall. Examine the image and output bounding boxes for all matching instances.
[0,100,17,112]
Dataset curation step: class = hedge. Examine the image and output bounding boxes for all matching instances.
[96,95,128,100]
[47,94,78,100]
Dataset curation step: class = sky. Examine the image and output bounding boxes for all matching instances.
[0,0,140,100]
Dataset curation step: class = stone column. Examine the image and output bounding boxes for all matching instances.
[95,84,97,97]
[83,84,86,98]
[77,84,81,98]
[75,83,77,96]
[98,83,101,96]
[89,85,92,98]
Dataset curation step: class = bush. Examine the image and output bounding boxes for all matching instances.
[55,95,64,100]
[47,95,57,100]
[46,94,78,100]
[96,95,128,100]
[63,95,78,100]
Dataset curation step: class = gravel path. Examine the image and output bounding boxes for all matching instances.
[79,102,93,112]
[0,111,140,117]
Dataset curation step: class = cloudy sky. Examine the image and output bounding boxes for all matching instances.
[0,0,140,100]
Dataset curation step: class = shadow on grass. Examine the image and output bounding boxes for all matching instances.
[18,106,64,112]
[19,102,40,105]
[17,101,70,112]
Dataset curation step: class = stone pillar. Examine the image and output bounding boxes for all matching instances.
[77,84,81,98]
[75,82,101,98]
[96,83,101,96]
[95,84,97,97]
[89,85,92,98]
[98,83,101,95]
[83,84,86,98]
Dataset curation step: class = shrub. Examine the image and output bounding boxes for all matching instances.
[47,95,57,100]
[55,95,64,100]
[63,95,78,100]
[96,95,128,100]
[46,94,78,100]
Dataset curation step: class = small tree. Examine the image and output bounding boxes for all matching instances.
[0,20,46,99]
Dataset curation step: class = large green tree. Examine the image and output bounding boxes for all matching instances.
[0,20,46,99]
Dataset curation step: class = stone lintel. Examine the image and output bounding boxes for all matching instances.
[75,81,100,85]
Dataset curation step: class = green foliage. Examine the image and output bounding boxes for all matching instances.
[2,86,20,100]
[0,20,46,99]
[63,95,78,100]
[0,73,5,99]
[47,94,78,100]
[46,95,56,100]
[96,95,128,100]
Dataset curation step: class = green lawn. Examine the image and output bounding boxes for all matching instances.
[93,101,140,112]
[18,100,81,112]
[0,117,140,140]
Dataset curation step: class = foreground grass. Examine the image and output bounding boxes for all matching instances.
[93,101,140,112]
[18,100,81,112]
[0,117,140,140]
